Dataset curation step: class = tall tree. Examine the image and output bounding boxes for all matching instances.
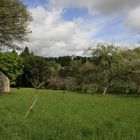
[0,0,32,49]
[92,43,120,95]
[20,46,30,57]
[118,48,140,93]
[23,56,56,90]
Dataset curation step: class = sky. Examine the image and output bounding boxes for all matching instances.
[21,0,140,57]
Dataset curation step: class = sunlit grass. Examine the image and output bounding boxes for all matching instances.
[0,88,139,140]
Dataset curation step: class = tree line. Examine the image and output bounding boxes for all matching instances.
[1,43,139,95]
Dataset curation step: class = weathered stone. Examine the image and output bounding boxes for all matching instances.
[0,71,10,93]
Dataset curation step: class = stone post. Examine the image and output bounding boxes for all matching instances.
[0,71,10,93]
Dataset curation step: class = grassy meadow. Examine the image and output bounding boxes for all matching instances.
[0,88,140,140]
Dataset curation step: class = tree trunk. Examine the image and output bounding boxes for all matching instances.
[103,84,109,96]
[65,89,68,93]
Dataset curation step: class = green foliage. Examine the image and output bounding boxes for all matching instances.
[55,56,72,67]
[23,56,49,88]
[81,83,97,94]
[18,44,140,94]
[91,43,140,94]
[20,46,31,57]
[47,60,61,73]
[0,51,23,85]
[0,88,140,140]
[110,80,138,94]
[91,43,121,95]
[0,0,32,49]
[63,77,77,92]
[24,56,47,77]
[23,56,61,89]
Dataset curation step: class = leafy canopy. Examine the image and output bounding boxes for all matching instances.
[0,0,32,49]
[0,51,23,85]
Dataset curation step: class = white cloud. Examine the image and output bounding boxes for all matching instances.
[25,6,103,57]
[125,7,140,31]
[23,1,140,57]
[49,0,140,31]
[49,0,140,13]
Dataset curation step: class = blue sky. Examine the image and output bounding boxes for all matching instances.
[21,0,140,56]
[22,0,46,8]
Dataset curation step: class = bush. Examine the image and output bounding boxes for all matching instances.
[110,80,139,94]
[81,83,97,94]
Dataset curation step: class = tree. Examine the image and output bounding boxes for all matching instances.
[63,77,77,93]
[91,43,120,95]
[23,56,56,91]
[20,46,31,57]
[56,56,72,67]
[116,48,140,94]
[0,0,32,49]
[78,61,98,93]
[0,51,23,85]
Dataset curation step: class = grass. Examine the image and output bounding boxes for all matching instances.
[0,88,140,140]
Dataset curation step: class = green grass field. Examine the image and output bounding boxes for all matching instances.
[0,88,140,140]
